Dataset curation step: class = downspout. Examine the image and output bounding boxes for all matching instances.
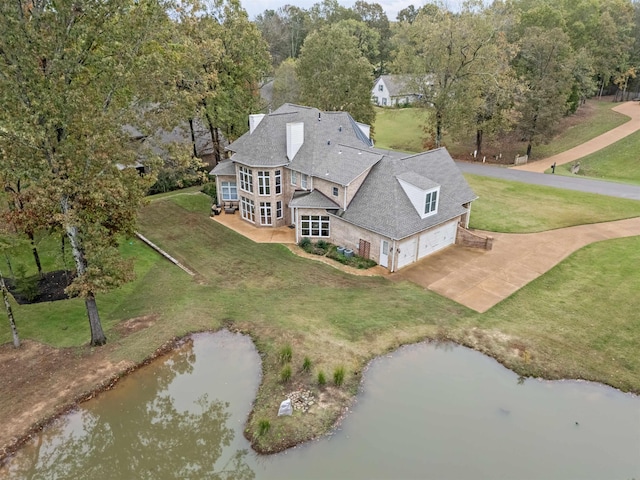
[465,203,472,228]
[343,185,347,210]
[294,207,299,243]
[391,239,398,272]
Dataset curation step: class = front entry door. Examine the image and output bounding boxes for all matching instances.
[380,239,389,268]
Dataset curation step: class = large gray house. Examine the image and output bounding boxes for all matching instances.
[211,103,477,271]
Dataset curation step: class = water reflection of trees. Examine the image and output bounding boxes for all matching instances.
[5,341,254,480]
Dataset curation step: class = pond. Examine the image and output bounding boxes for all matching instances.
[2,331,639,479]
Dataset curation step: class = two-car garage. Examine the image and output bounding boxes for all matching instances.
[396,220,458,270]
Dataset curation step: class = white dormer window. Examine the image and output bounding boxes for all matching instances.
[396,174,440,219]
[425,190,438,214]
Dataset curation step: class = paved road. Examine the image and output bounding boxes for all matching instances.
[456,161,640,201]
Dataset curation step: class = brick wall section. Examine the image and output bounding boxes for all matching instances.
[455,226,493,250]
[329,215,385,261]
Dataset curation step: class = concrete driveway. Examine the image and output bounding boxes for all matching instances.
[391,217,640,313]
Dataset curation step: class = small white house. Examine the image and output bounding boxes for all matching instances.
[372,75,424,107]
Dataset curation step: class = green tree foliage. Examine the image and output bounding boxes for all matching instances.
[272,58,301,109]
[353,1,392,76]
[0,0,180,346]
[393,4,513,148]
[297,21,376,125]
[255,6,310,66]
[191,0,271,164]
[513,27,576,157]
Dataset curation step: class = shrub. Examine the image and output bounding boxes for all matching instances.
[298,237,312,252]
[333,366,345,387]
[280,364,292,383]
[302,356,312,372]
[316,239,328,249]
[279,344,292,364]
[201,181,217,199]
[258,419,271,436]
[317,370,326,387]
[14,265,39,302]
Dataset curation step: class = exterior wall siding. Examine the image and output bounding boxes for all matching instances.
[328,215,387,264]
[312,177,342,208]
[344,167,372,207]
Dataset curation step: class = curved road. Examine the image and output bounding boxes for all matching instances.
[456,161,640,200]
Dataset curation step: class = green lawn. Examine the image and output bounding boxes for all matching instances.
[533,100,629,159]
[553,129,640,185]
[372,99,629,163]
[466,174,640,232]
[1,187,640,453]
[373,107,426,152]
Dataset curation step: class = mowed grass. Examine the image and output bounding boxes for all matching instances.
[465,236,640,392]
[554,129,640,185]
[466,174,640,232]
[373,107,426,153]
[373,99,628,163]
[534,99,629,159]
[2,189,640,453]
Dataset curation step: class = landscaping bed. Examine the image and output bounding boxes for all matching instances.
[298,238,377,270]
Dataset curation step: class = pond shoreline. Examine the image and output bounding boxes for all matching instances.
[1,326,637,465]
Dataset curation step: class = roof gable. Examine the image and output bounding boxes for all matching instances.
[340,148,477,239]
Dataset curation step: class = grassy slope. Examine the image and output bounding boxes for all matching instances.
[533,100,629,158]
[1,187,640,452]
[554,130,640,185]
[466,174,640,232]
[372,100,629,165]
[373,107,426,152]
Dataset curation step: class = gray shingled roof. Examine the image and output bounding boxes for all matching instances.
[289,190,339,209]
[226,104,379,186]
[210,158,235,176]
[339,148,477,240]
[376,74,433,97]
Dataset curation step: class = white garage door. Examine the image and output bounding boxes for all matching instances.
[418,221,458,259]
[397,237,417,269]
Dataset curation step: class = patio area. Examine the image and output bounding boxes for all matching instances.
[211,211,296,243]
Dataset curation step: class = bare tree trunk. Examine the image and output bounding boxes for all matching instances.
[475,128,483,156]
[188,118,198,158]
[0,270,20,348]
[84,292,105,346]
[435,110,443,148]
[27,231,43,278]
[526,141,532,158]
[61,196,106,346]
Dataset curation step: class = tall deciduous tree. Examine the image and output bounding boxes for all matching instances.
[297,21,376,125]
[272,58,301,109]
[0,0,179,346]
[513,26,575,157]
[192,1,270,164]
[393,4,512,148]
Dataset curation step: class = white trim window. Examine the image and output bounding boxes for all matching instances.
[221,181,238,201]
[258,171,270,195]
[276,200,283,219]
[378,84,383,91]
[239,166,253,193]
[424,190,438,215]
[332,186,339,197]
[241,196,255,222]
[301,173,308,190]
[275,170,282,194]
[301,215,329,237]
[260,202,272,225]
[291,170,297,185]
